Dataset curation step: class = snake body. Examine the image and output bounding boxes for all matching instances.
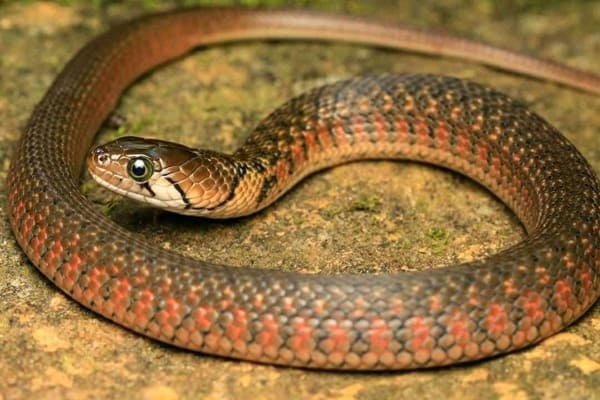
[7,7,600,370]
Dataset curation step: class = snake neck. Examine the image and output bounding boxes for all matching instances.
[157,149,248,216]
[90,75,589,230]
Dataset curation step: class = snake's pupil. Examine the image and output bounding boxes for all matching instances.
[129,158,152,182]
[132,160,146,177]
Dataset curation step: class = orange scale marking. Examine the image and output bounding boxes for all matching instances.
[113,277,132,298]
[257,314,280,347]
[520,290,545,324]
[490,156,501,177]
[447,311,471,345]
[367,318,391,353]
[535,267,550,285]
[63,253,82,275]
[579,269,593,291]
[326,322,350,351]
[553,279,574,311]
[275,160,288,182]
[502,278,518,296]
[226,307,249,342]
[395,117,409,142]
[290,317,314,353]
[333,118,349,146]
[155,296,183,326]
[477,143,488,165]
[416,118,429,146]
[290,141,305,166]
[428,295,443,312]
[407,316,432,352]
[193,306,215,330]
[455,130,469,155]
[350,115,367,143]
[303,130,318,155]
[373,112,388,142]
[485,303,508,338]
[316,124,333,150]
[435,121,449,149]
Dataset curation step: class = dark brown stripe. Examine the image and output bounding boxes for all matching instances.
[141,182,155,197]
[164,176,190,208]
[256,174,278,205]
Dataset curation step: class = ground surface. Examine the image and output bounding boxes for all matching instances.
[0,1,599,399]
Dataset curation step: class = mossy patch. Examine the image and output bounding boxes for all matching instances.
[350,194,382,212]
[425,226,450,254]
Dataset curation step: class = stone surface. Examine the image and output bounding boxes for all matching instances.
[0,1,598,399]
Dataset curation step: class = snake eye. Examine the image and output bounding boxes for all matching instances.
[127,157,153,183]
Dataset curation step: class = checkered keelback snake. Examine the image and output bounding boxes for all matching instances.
[7,7,600,369]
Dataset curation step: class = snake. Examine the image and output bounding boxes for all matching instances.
[7,7,600,370]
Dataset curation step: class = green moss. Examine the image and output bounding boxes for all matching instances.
[101,200,119,216]
[350,194,381,212]
[80,180,96,195]
[425,226,450,254]
[320,205,344,218]
[425,226,447,241]
[289,213,306,225]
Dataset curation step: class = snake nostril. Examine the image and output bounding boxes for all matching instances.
[92,147,110,165]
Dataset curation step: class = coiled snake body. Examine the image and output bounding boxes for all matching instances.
[7,7,600,370]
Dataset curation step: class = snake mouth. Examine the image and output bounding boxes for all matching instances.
[88,166,185,210]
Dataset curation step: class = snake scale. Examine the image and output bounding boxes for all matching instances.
[7,7,600,370]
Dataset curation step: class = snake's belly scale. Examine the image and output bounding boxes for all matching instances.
[7,7,600,370]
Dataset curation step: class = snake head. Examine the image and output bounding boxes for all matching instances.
[87,136,238,215]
